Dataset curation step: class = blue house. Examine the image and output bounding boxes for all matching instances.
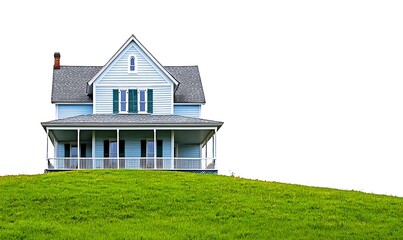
[41,35,223,173]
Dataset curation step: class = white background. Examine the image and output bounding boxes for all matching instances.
[1,1,402,197]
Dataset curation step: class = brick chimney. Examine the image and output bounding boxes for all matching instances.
[54,52,61,69]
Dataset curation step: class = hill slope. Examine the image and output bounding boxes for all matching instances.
[0,170,402,239]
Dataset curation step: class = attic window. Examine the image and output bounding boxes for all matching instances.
[128,55,137,73]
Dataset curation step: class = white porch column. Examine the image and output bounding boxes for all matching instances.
[154,129,157,169]
[204,139,208,159]
[92,131,95,169]
[46,128,49,168]
[171,130,175,169]
[77,129,80,169]
[117,129,120,169]
[214,127,217,166]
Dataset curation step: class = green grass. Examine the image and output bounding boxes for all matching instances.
[0,171,402,239]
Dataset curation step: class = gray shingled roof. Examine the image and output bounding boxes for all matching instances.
[165,66,206,104]
[51,65,205,104]
[41,114,223,128]
[52,66,103,103]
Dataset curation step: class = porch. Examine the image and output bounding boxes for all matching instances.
[46,157,216,171]
[42,114,222,173]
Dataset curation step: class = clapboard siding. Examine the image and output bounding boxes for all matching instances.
[178,144,201,158]
[174,105,201,118]
[93,42,174,114]
[56,104,93,119]
[95,86,172,114]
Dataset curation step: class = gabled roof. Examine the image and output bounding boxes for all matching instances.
[52,65,206,104]
[87,35,179,93]
[41,114,223,128]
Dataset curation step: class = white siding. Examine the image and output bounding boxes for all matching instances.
[94,43,174,114]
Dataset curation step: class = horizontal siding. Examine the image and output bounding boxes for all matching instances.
[174,105,201,118]
[178,144,201,158]
[97,44,171,85]
[56,104,93,119]
[95,86,172,114]
[93,42,174,114]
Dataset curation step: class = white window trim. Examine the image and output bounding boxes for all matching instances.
[128,54,138,73]
[138,89,148,114]
[119,89,129,114]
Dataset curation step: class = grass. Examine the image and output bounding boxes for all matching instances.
[0,170,402,239]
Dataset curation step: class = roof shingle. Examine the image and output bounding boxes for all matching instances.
[41,114,223,128]
[51,65,206,104]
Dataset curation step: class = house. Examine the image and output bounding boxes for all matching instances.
[41,35,223,173]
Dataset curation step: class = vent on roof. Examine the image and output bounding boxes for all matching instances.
[54,52,60,69]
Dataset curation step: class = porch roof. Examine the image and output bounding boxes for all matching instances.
[41,114,223,129]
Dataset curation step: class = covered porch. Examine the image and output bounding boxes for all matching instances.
[41,114,223,173]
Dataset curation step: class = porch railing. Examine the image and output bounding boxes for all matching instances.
[47,157,216,170]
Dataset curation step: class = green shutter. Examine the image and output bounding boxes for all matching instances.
[113,89,119,114]
[119,140,125,158]
[141,140,146,157]
[128,89,137,113]
[147,89,153,114]
[64,144,70,157]
[80,144,86,158]
[157,140,163,158]
[104,140,109,158]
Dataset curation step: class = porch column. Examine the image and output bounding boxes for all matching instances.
[214,127,217,166]
[92,131,95,169]
[117,129,120,169]
[46,128,49,168]
[171,130,175,169]
[204,139,208,160]
[77,129,80,169]
[154,129,157,169]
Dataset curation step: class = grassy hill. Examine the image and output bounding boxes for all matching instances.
[0,170,402,239]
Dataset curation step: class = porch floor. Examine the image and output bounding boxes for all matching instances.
[44,169,218,174]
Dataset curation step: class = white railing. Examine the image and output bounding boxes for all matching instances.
[47,157,216,170]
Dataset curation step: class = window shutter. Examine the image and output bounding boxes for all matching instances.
[113,89,119,114]
[141,140,146,157]
[128,89,137,113]
[147,89,153,114]
[80,144,86,158]
[104,140,109,157]
[64,144,70,157]
[157,140,163,157]
[119,140,125,158]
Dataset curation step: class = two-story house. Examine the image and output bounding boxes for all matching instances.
[41,35,223,173]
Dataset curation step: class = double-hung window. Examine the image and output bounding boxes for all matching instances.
[138,89,147,113]
[119,89,128,113]
[113,88,153,114]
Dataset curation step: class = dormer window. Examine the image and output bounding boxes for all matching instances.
[128,55,137,73]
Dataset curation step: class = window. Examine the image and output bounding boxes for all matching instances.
[119,89,128,113]
[141,140,163,168]
[113,88,153,114]
[128,55,137,72]
[139,89,147,113]
[104,140,125,169]
[64,143,86,169]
